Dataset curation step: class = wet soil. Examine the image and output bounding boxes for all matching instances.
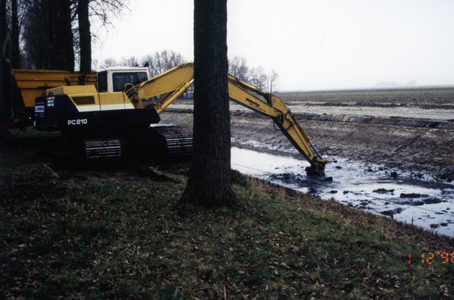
[162,87,454,182]
[159,88,454,235]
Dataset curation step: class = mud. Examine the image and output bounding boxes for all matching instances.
[229,147,454,237]
[162,112,454,181]
[159,87,454,235]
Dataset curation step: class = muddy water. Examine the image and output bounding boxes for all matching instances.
[231,147,454,237]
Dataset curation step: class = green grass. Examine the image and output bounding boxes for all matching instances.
[1,131,454,299]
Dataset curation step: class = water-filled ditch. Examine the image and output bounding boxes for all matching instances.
[231,147,454,237]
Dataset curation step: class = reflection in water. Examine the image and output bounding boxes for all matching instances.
[231,147,454,237]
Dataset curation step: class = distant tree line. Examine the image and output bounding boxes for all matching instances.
[100,53,279,93]
[229,56,279,92]
[100,50,186,78]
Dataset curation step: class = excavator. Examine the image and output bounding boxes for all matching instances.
[34,63,327,175]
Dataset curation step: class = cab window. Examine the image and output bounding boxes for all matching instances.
[97,71,108,92]
[113,72,148,92]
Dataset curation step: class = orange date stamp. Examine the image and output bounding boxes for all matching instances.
[408,252,454,264]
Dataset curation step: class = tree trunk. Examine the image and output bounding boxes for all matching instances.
[20,0,74,70]
[180,0,238,207]
[0,0,12,124]
[11,0,20,68]
[61,0,74,71]
[78,0,91,72]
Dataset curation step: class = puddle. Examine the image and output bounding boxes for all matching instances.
[231,147,454,237]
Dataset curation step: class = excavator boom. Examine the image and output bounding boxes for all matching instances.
[126,63,327,175]
[227,78,327,176]
[126,63,195,113]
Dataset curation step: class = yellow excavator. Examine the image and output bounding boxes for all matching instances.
[34,63,327,175]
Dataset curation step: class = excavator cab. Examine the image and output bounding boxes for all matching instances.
[97,67,150,93]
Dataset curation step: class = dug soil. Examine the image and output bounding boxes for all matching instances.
[162,87,454,182]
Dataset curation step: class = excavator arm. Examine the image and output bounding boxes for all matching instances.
[126,63,327,175]
[227,77,327,176]
[126,63,195,113]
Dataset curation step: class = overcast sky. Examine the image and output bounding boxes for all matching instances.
[92,0,454,91]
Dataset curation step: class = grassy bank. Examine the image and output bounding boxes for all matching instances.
[1,131,454,299]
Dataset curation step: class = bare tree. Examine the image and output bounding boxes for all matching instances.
[228,56,280,92]
[141,50,185,77]
[269,69,279,92]
[119,56,139,67]
[228,56,249,81]
[167,50,185,69]
[249,66,268,90]
[77,0,131,71]
[141,54,159,76]
[100,57,118,69]
[99,51,185,72]
[180,0,238,207]
[88,0,129,26]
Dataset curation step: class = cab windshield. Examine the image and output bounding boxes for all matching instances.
[113,72,148,92]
